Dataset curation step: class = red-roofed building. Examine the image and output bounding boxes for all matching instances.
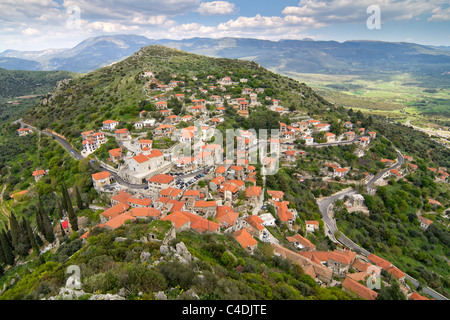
[267,190,284,202]
[274,201,297,228]
[180,211,220,234]
[17,127,32,136]
[194,200,217,218]
[100,202,130,223]
[109,148,123,163]
[286,234,316,251]
[104,212,135,230]
[102,120,119,131]
[327,250,356,274]
[305,220,319,232]
[128,207,161,219]
[368,253,392,270]
[418,215,433,230]
[245,185,262,206]
[409,292,429,300]
[110,191,132,206]
[234,229,258,252]
[387,265,406,282]
[216,206,239,229]
[342,277,378,300]
[126,197,152,208]
[147,174,175,194]
[91,171,112,190]
[244,215,266,237]
[32,169,47,182]
[161,211,191,231]
[160,187,183,200]
[114,128,130,140]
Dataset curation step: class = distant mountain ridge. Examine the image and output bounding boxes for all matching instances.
[2,35,450,76]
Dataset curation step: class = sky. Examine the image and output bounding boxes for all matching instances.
[1,0,450,52]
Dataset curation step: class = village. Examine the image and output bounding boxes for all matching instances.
[18,70,449,301]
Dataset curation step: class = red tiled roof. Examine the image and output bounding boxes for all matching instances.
[148,174,174,184]
[267,190,284,199]
[342,277,378,300]
[100,202,130,220]
[194,200,217,208]
[133,153,150,164]
[161,211,190,229]
[216,207,239,227]
[368,254,392,270]
[104,212,135,229]
[160,187,183,198]
[115,128,129,134]
[103,120,118,124]
[127,197,152,207]
[32,169,46,176]
[245,185,262,197]
[110,191,132,203]
[129,207,161,218]
[92,171,111,180]
[183,190,202,197]
[387,265,406,279]
[286,234,316,250]
[234,229,258,249]
[245,215,265,231]
[180,211,220,233]
[274,201,293,222]
[215,166,226,174]
[109,148,122,158]
[409,292,429,300]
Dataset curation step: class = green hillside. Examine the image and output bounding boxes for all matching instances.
[25,45,331,141]
[0,68,76,99]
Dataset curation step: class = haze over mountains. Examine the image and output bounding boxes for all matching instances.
[2,34,450,78]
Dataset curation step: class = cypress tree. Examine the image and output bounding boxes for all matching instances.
[65,187,78,232]
[61,182,77,230]
[40,210,55,243]
[0,230,15,266]
[55,194,64,219]
[84,193,90,210]
[24,218,39,254]
[75,186,84,211]
[9,213,21,250]
[0,235,6,265]
[35,206,44,237]
[15,218,32,256]
[37,196,45,217]
[60,183,69,212]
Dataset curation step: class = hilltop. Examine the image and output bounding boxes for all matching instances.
[25,45,331,141]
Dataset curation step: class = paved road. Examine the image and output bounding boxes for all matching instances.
[318,148,448,300]
[317,147,403,252]
[366,149,404,188]
[317,189,370,256]
[18,120,83,160]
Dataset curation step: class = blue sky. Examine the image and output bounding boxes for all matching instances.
[1,0,449,52]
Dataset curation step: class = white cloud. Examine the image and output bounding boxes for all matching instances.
[22,27,39,36]
[428,7,450,21]
[282,0,446,25]
[197,1,235,16]
[131,14,176,27]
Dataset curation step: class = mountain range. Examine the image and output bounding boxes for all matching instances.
[2,35,450,77]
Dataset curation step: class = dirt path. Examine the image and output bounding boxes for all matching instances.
[0,185,11,222]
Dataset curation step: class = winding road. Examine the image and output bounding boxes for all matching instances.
[317,148,448,300]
